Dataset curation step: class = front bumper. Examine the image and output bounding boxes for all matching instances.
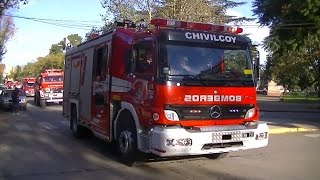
[25,92,35,97]
[42,93,63,103]
[150,123,269,157]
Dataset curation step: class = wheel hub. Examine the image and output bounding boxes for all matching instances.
[119,131,132,154]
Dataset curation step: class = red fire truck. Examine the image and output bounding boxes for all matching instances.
[22,77,36,96]
[63,19,269,166]
[34,69,64,107]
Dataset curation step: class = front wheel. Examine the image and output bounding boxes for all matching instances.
[116,112,143,167]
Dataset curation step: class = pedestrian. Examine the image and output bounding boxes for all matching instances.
[11,85,20,115]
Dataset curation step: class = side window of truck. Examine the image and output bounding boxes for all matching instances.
[93,45,108,106]
[132,41,153,74]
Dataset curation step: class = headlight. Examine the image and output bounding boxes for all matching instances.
[245,108,255,119]
[164,110,179,121]
[20,99,26,103]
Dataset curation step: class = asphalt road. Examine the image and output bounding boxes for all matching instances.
[0,99,320,180]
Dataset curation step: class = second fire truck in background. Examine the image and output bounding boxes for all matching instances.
[22,77,36,96]
[34,69,64,107]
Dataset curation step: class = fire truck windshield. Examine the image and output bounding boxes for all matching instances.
[43,76,63,82]
[161,43,254,87]
[26,82,34,87]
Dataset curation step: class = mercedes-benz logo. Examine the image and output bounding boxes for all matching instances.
[210,105,221,118]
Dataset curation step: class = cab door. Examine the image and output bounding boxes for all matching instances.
[127,40,156,128]
[90,43,111,141]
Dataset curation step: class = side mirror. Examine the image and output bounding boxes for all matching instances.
[163,66,170,74]
[163,66,170,80]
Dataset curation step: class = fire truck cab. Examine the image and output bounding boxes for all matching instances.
[34,69,64,107]
[22,77,36,97]
[63,19,269,166]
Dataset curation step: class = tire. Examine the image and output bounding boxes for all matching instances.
[40,100,46,108]
[116,111,144,167]
[70,105,87,138]
[205,152,229,160]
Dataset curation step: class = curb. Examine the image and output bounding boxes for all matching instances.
[269,127,319,134]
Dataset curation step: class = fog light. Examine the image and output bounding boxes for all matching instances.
[256,132,266,140]
[166,139,177,147]
[242,131,254,138]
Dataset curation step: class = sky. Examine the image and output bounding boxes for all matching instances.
[2,0,269,71]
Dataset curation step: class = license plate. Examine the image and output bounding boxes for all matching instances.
[212,131,241,143]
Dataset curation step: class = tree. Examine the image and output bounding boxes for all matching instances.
[100,0,252,24]
[0,0,29,62]
[49,34,82,54]
[0,63,5,82]
[0,16,15,62]
[253,0,320,95]
[7,65,22,81]
[32,53,64,76]
[0,0,28,17]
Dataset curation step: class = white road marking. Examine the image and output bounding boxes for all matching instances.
[14,123,32,131]
[38,122,57,130]
[304,134,320,138]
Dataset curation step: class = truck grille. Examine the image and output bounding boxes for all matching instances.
[165,104,254,120]
[51,88,63,93]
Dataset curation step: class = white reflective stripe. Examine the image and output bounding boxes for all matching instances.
[92,118,100,123]
[111,76,132,87]
[111,76,132,92]
[96,114,102,118]
[111,86,131,92]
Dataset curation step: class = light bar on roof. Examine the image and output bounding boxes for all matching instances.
[150,18,243,34]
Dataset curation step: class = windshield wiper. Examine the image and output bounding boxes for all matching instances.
[169,74,209,86]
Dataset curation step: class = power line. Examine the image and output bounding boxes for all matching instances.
[4,14,319,30]
[3,14,103,30]
[4,14,103,23]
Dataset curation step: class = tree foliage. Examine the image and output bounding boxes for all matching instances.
[0,16,15,62]
[0,0,29,62]
[253,0,320,94]
[0,0,28,16]
[9,34,80,81]
[100,0,252,24]
[49,34,82,54]
[0,63,5,82]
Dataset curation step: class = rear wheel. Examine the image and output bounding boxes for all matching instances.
[116,111,144,167]
[70,105,87,138]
